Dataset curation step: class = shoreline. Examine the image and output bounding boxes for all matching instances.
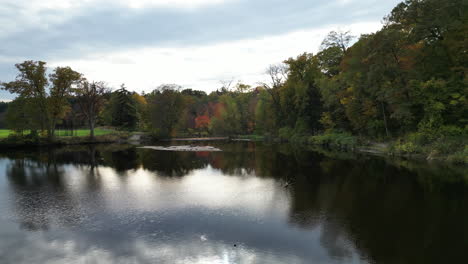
[0,134,129,149]
[1,134,465,165]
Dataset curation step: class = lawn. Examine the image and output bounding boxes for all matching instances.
[0,129,115,138]
[0,129,9,138]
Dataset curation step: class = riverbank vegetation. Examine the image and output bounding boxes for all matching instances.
[0,0,466,162]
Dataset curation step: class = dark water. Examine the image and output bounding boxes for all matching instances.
[0,142,467,264]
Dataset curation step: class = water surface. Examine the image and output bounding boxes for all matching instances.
[0,143,467,263]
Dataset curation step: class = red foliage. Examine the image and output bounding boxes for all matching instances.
[196,151,210,158]
[195,115,210,129]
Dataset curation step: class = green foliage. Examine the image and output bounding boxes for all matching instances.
[219,95,242,134]
[281,53,322,132]
[392,140,420,154]
[255,90,277,135]
[48,66,82,138]
[5,97,42,133]
[278,127,294,140]
[104,85,138,130]
[447,146,468,164]
[308,132,358,149]
[3,131,40,144]
[390,125,467,161]
[1,61,50,134]
[0,129,8,138]
[0,0,466,162]
[147,86,186,137]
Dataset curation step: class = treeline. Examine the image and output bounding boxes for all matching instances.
[1,0,466,144]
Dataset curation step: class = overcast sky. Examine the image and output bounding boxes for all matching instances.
[0,0,401,101]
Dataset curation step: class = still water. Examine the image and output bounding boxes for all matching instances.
[0,142,467,264]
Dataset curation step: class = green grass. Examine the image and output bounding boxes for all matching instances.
[0,129,115,138]
[0,129,9,138]
[54,129,114,137]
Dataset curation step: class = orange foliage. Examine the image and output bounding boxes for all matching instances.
[209,102,225,118]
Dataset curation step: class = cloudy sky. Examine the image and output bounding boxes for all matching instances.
[0,0,401,101]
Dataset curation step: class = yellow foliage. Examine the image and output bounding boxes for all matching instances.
[132,93,147,105]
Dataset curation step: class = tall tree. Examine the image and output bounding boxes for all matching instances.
[74,81,109,140]
[148,85,186,137]
[260,64,288,125]
[281,53,322,133]
[48,67,82,139]
[1,61,49,135]
[106,84,138,130]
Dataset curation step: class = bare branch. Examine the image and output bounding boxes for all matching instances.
[260,64,288,91]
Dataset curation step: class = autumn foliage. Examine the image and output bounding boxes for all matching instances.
[195,115,210,130]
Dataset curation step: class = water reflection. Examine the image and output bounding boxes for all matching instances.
[0,143,467,264]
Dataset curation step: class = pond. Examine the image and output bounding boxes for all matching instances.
[0,142,467,264]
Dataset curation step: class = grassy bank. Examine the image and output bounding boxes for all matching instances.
[0,128,130,148]
[0,130,9,138]
[0,129,114,138]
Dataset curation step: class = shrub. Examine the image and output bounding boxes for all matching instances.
[393,140,419,154]
[446,146,468,164]
[438,125,464,137]
[278,127,294,140]
[406,132,430,145]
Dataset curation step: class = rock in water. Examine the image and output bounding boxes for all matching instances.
[138,145,222,152]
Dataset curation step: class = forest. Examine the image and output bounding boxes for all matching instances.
[0,0,466,161]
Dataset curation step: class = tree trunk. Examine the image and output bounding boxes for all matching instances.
[49,119,57,141]
[89,118,95,141]
[381,101,390,138]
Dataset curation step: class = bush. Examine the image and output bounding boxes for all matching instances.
[391,125,467,160]
[3,132,40,145]
[393,140,419,154]
[438,125,464,137]
[308,132,357,149]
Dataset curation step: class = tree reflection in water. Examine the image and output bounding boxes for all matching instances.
[0,142,466,264]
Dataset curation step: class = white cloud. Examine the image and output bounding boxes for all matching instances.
[120,0,232,9]
[0,0,232,38]
[1,0,231,12]
[0,0,400,99]
[51,21,382,93]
